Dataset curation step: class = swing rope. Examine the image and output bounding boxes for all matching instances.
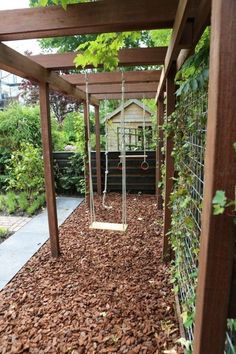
[102,96,112,209]
[85,72,127,232]
[85,73,96,224]
[141,94,149,171]
[121,73,127,227]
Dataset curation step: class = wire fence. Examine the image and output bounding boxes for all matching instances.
[170,90,236,353]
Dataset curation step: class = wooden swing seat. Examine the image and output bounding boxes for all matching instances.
[90,221,128,232]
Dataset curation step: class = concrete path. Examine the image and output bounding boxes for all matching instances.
[0,216,31,232]
[0,196,83,291]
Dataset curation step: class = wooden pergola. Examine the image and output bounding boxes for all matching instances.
[0,1,235,353]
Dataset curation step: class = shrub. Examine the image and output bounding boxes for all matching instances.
[0,195,5,212]
[54,153,85,195]
[17,192,30,211]
[26,193,46,216]
[0,227,9,239]
[5,192,17,214]
[0,104,42,150]
[7,143,45,197]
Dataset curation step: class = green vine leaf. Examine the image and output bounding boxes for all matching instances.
[212,190,227,215]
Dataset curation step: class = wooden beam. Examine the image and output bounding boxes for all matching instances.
[156,94,164,209]
[39,82,60,258]
[155,0,193,102]
[78,83,157,94]
[31,48,167,70]
[0,42,99,106]
[193,0,236,352]
[177,0,211,71]
[94,92,156,100]
[64,70,161,85]
[0,0,179,41]
[163,63,176,261]
[95,106,102,195]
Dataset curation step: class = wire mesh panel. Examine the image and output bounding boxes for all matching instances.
[169,90,236,352]
[169,90,207,347]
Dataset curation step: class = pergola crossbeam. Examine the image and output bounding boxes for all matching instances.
[30,47,167,70]
[93,92,156,100]
[63,70,161,85]
[0,42,99,106]
[0,0,179,41]
[78,82,157,95]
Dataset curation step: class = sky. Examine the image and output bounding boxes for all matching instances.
[0,0,41,54]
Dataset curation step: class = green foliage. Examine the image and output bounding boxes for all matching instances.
[18,192,30,212]
[7,143,44,197]
[54,153,85,195]
[4,192,18,214]
[212,190,227,215]
[176,28,210,96]
[150,29,172,47]
[0,104,42,150]
[26,194,46,215]
[74,32,141,71]
[0,227,9,240]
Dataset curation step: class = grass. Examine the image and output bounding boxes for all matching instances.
[0,192,46,216]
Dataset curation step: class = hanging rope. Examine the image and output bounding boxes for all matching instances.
[102,96,112,209]
[85,73,96,224]
[141,94,149,171]
[121,72,127,227]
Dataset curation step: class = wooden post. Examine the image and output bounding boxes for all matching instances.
[163,63,176,260]
[193,0,236,352]
[39,82,60,258]
[94,105,102,195]
[83,100,90,206]
[156,93,164,209]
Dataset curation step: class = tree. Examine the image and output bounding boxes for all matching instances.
[20,79,81,124]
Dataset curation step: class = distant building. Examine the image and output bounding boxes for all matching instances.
[106,99,153,151]
[0,70,22,110]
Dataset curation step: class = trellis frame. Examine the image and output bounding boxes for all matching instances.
[0,1,235,352]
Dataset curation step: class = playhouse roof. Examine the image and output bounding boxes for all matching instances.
[105,99,152,121]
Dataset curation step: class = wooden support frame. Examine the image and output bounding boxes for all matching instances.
[94,92,156,100]
[163,63,176,261]
[193,0,236,352]
[0,0,178,41]
[155,0,193,102]
[78,83,158,95]
[64,70,161,85]
[39,82,60,258]
[31,48,167,71]
[0,42,99,106]
[156,94,165,209]
[95,106,102,195]
[155,0,211,102]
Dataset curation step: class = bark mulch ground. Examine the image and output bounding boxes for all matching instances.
[0,194,183,354]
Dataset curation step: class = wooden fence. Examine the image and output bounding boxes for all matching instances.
[53,150,156,194]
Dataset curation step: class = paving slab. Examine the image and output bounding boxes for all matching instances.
[0,196,83,291]
[0,216,31,232]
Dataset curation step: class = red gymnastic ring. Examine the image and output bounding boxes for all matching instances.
[141,161,149,171]
[117,161,123,170]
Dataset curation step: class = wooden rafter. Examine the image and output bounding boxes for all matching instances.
[0,0,179,41]
[155,0,211,101]
[63,70,161,85]
[0,42,99,106]
[31,48,167,70]
[78,83,157,94]
[155,0,193,102]
[93,92,156,100]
